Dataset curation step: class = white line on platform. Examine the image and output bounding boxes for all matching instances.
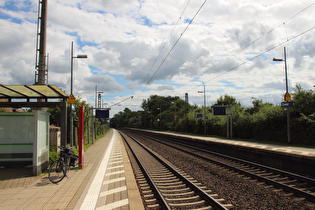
[99,186,127,197]
[103,176,126,185]
[78,130,116,210]
[96,199,129,210]
[105,170,125,177]
[107,165,124,170]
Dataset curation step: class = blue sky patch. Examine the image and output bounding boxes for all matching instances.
[184,18,192,23]
[220,80,244,90]
[2,0,33,12]
[0,10,23,24]
[77,38,98,49]
[0,0,33,24]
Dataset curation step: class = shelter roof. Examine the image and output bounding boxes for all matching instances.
[0,85,68,102]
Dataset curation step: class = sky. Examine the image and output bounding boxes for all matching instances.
[1,0,315,117]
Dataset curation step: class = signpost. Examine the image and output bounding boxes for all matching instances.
[194,114,202,118]
[273,47,291,144]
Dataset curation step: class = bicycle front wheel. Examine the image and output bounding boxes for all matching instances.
[48,159,67,183]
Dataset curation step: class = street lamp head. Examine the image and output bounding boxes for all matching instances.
[273,58,283,62]
[76,54,88,58]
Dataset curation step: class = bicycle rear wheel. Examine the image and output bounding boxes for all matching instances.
[48,159,67,183]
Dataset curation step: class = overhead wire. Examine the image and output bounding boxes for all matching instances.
[185,24,315,95]
[140,0,191,86]
[132,1,315,108]
[145,0,208,86]
[183,1,315,94]
[134,0,191,102]
[134,0,208,103]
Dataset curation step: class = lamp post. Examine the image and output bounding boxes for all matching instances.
[70,41,87,147]
[273,47,291,144]
[198,84,206,135]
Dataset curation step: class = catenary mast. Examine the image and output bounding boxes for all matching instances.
[35,0,48,85]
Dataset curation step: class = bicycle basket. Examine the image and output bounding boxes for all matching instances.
[69,155,78,166]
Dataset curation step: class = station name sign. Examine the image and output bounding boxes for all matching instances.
[281,101,293,108]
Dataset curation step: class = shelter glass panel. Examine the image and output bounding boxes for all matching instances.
[0,113,34,163]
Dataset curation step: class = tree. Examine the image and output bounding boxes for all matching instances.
[290,85,315,145]
[47,97,91,144]
[246,97,273,115]
[292,84,315,117]
[214,94,240,106]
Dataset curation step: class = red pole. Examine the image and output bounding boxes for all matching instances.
[79,106,84,168]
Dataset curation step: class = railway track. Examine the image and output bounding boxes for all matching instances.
[124,129,315,203]
[119,131,232,209]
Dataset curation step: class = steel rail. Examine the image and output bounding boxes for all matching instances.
[119,131,170,209]
[119,130,229,210]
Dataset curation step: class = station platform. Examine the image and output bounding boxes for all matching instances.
[0,129,144,210]
[149,130,315,158]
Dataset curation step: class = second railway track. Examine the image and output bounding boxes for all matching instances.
[147,132,315,203]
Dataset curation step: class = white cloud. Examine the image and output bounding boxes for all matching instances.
[1,0,315,117]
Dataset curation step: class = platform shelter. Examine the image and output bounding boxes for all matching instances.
[0,85,68,174]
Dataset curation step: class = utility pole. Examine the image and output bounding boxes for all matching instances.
[70,41,87,147]
[35,0,48,85]
[273,47,291,144]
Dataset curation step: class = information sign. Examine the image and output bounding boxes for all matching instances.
[212,107,226,115]
[194,114,202,118]
[96,110,109,119]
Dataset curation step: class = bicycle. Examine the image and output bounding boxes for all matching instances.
[48,146,78,183]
